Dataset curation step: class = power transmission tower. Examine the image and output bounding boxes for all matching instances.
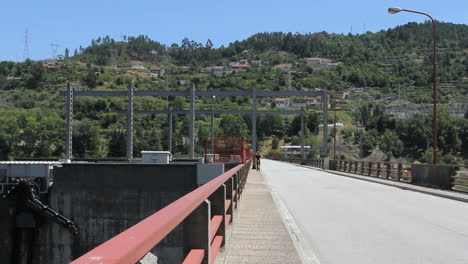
[164,46,171,108]
[50,42,60,59]
[23,29,30,61]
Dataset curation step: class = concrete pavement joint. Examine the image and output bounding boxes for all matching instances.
[262,172,321,264]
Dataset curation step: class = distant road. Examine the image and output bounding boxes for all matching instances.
[262,159,468,264]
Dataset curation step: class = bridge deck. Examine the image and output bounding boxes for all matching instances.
[261,159,468,264]
[217,168,302,264]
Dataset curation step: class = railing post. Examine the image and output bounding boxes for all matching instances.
[209,185,227,247]
[361,161,365,175]
[225,178,234,224]
[386,163,391,179]
[183,200,211,264]
[239,169,245,194]
[397,163,403,181]
[237,171,242,198]
[233,173,239,206]
[368,162,372,176]
[377,162,381,177]
[348,161,352,173]
[354,161,358,174]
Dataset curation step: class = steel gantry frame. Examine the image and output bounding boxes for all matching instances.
[65,83,74,160]
[60,85,329,160]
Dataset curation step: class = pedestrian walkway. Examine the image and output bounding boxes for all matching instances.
[216,169,302,264]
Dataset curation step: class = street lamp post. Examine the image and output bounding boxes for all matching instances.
[388,7,438,164]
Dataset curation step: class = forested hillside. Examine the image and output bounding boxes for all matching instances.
[0,21,467,163]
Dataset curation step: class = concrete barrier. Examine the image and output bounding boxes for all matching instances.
[412,164,456,190]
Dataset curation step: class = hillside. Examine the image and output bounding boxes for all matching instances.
[0,21,467,162]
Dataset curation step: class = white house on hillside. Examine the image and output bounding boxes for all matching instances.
[275,98,291,108]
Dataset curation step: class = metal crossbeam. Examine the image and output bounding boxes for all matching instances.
[120,110,305,115]
[59,90,325,97]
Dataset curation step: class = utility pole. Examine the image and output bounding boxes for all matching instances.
[333,95,337,160]
[211,96,215,155]
[300,107,305,160]
[189,84,195,158]
[322,90,329,156]
[126,83,134,160]
[164,46,171,108]
[168,107,173,153]
[252,87,257,153]
[165,46,172,154]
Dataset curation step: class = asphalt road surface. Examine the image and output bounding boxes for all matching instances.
[261,159,468,264]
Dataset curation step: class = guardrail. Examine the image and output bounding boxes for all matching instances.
[334,160,413,182]
[273,157,468,193]
[70,159,251,264]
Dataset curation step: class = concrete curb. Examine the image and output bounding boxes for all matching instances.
[274,160,468,204]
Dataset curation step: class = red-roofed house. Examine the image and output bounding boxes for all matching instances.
[274,63,291,71]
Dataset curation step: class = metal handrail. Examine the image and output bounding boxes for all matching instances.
[70,161,250,264]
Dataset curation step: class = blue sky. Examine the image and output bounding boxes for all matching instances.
[1,0,467,61]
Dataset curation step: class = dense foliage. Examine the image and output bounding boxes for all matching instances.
[0,21,466,163]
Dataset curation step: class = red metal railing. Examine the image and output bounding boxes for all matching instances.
[70,160,251,264]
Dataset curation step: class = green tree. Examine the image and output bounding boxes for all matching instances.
[219,114,248,137]
[379,130,403,157]
[72,120,100,158]
[147,128,162,150]
[0,134,11,160]
[82,69,98,88]
[396,113,431,157]
[108,130,126,157]
[361,129,378,156]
